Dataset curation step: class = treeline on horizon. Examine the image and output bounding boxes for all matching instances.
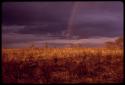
[29,36,123,49]
[2,36,123,49]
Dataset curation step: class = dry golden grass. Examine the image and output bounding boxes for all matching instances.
[2,47,123,83]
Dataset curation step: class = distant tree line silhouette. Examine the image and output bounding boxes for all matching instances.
[29,37,123,49]
[105,37,123,49]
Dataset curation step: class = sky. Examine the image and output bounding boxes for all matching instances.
[2,1,123,48]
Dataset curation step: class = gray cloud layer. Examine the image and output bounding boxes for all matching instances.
[2,1,123,48]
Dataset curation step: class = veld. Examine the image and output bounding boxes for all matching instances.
[2,47,123,83]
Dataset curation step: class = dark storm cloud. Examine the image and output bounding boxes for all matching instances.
[2,2,123,38]
[17,23,67,35]
[73,20,123,38]
[2,1,123,48]
[2,25,25,33]
[70,1,123,38]
[2,2,73,25]
[2,33,58,45]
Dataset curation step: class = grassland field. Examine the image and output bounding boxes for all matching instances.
[2,47,123,83]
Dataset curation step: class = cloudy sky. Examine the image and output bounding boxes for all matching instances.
[2,1,123,48]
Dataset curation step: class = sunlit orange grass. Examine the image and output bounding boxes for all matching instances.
[2,47,123,61]
[2,47,123,83]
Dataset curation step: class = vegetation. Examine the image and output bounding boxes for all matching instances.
[2,47,123,84]
[105,37,123,49]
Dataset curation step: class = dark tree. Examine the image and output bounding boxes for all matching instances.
[105,37,123,49]
[115,37,123,48]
